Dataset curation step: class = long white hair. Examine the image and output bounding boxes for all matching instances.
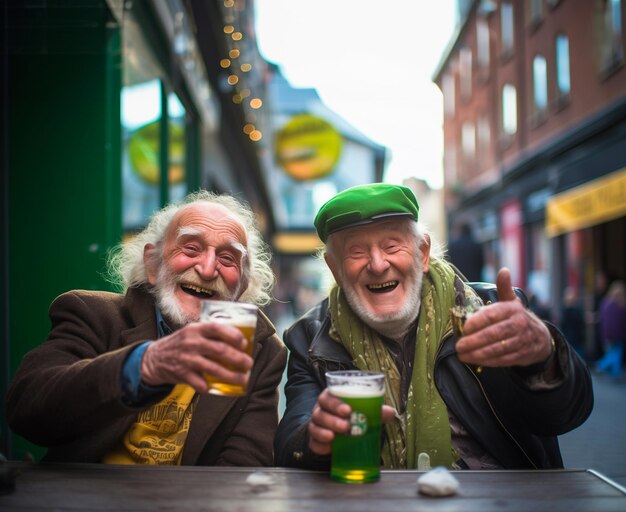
[106,190,275,306]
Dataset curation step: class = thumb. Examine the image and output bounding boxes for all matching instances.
[496,267,517,302]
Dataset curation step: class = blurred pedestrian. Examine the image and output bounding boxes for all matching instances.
[589,271,608,361]
[596,280,626,379]
[528,292,552,322]
[560,287,586,360]
[447,222,484,282]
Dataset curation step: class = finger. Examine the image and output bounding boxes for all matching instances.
[308,413,342,441]
[197,356,250,385]
[496,267,517,302]
[382,405,397,424]
[318,389,352,418]
[457,334,507,361]
[311,395,350,432]
[308,418,333,456]
[199,322,249,352]
[309,439,332,456]
[457,305,512,352]
[459,297,527,345]
[308,404,349,454]
[463,343,533,367]
[202,340,253,372]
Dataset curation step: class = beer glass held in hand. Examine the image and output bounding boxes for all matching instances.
[200,300,258,396]
[325,371,385,484]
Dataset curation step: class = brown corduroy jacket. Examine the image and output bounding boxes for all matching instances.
[7,286,287,466]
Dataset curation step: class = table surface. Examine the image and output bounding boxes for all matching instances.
[1,463,626,512]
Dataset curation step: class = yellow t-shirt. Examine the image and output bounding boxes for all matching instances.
[102,384,198,465]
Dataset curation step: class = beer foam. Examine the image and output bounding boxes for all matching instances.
[215,315,257,327]
[328,384,384,398]
[201,308,257,327]
[201,301,258,326]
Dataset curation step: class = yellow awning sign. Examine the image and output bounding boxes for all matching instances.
[272,231,323,254]
[546,167,626,237]
[275,114,343,181]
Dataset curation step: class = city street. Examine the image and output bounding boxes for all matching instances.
[560,372,626,487]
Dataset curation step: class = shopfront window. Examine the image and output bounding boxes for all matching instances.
[168,92,187,203]
[122,79,163,231]
[121,5,194,233]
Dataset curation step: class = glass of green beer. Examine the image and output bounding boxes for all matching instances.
[325,370,385,483]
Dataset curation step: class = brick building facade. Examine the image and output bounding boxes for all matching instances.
[434,0,626,358]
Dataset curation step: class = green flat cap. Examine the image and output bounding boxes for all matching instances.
[314,183,419,242]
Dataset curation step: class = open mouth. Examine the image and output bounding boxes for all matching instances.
[180,283,216,299]
[366,281,399,294]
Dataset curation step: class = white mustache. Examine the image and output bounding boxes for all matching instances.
[176,270,233,299]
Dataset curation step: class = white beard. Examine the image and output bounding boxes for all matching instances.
[153,266,232,326]
[342,257,424,341]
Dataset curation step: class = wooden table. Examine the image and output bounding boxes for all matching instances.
[1,463,626,511]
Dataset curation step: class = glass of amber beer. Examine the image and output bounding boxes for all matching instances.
[325,370,385,483]
[200,300,258,396]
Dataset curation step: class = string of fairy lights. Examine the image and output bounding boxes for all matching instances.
[219,0,264,142]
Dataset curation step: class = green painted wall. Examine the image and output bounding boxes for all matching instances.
[3,2,122,460]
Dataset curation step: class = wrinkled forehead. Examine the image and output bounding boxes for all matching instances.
[166,202,248,247]
[330,217,415,246]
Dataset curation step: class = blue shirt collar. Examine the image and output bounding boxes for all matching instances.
[155,307,173,337]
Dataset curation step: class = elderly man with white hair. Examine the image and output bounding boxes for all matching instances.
[8,190,286,466]
[275,183,592,471]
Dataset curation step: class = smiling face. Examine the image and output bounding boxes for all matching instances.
[325,218,430,338]
[144,202,248,325]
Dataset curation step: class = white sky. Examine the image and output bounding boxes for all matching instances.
[255,0,457,189]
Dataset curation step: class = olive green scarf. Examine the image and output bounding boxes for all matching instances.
[328,258,458,468]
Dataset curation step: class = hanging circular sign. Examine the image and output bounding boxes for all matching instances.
[275,114,343,181]
[128,120,185,185]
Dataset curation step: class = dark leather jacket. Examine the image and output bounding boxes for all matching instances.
[274,292,593,470]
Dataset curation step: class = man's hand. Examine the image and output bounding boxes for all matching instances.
[140,322,253,393]
[455,268,554,368]
[308,389,395,456]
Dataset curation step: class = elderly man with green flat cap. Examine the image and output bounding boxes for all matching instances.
[274,183,593,470]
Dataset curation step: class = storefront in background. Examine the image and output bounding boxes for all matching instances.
[1,0,238,461]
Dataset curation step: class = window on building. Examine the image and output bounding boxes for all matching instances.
[529,0,543,27]
[532,55,548,116]
[476,17,490,72]
[443,72,456,118]
[444,142,459,188]
[555,33,571,99]
[460,47,473,101]
[501,1,515,57]
[462,121,476,161]
[598,0,624,73]
[502,83,517,136]
[477,113,490,162]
